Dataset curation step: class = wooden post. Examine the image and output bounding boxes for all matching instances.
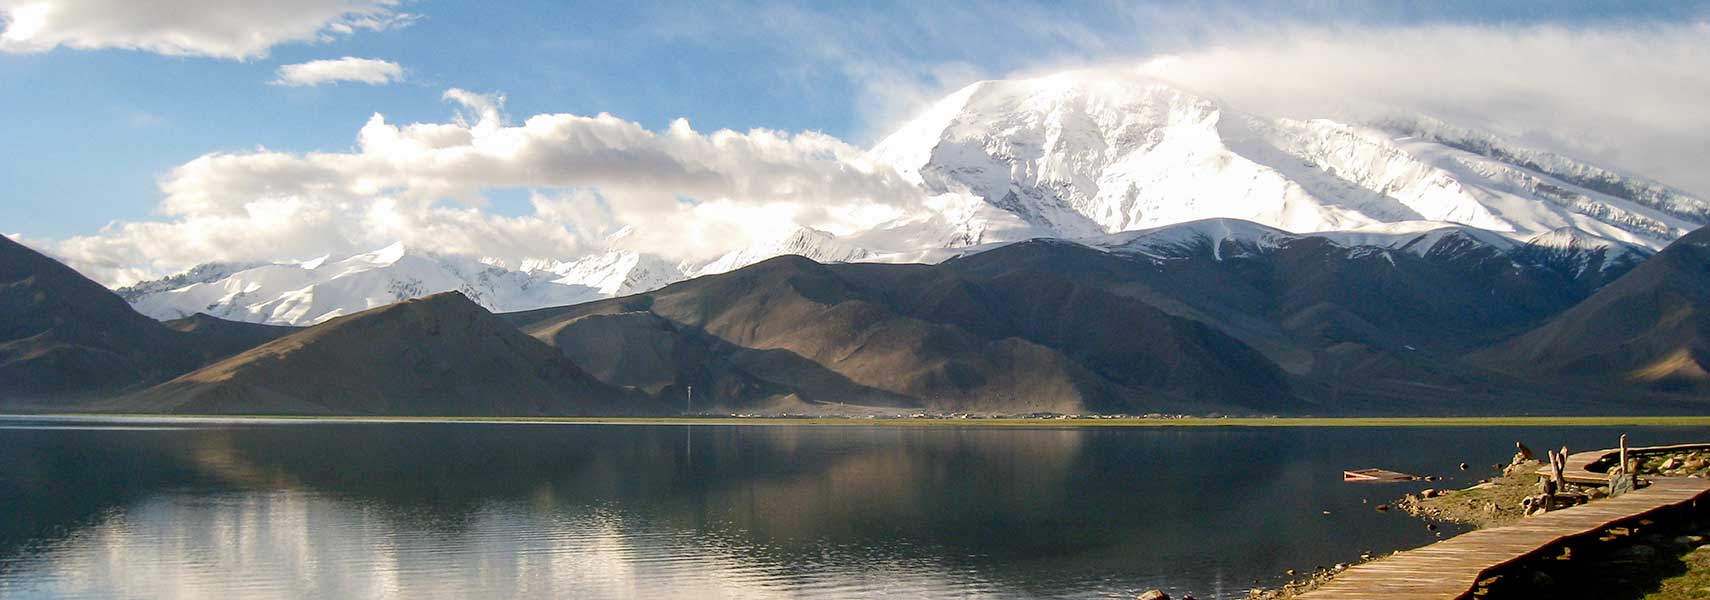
[1620,434,1629,473]
[1610,434,1636,497]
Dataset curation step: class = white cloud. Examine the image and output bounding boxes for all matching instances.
[272,57,403,86]
[0,0,412,59]
[52,89,928,286]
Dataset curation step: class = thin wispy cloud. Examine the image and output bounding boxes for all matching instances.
[273,57,405,87]
[1124,21,1710,197]
[0,0,413,59]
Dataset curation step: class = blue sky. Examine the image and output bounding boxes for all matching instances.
[4,0,1709,284]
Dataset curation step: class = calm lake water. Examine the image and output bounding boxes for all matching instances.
[1,418,1707,599]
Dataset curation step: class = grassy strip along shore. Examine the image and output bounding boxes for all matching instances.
[11,414,1710,427]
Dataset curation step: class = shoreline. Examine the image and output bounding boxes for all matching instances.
[6,413,1710,427]
[1271,443,1710,599]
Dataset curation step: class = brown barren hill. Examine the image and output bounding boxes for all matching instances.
[1,235,295,405]
[124,292,651,416]
[507,253,1301,415]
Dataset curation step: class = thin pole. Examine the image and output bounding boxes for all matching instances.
[686,385,693,415]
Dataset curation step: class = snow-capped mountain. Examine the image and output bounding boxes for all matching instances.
[684,225,877,278]
[120,243,607,326]
[118,70,1705,325]
[521,250,683,298]
[869,71,1708,250]
[1087,217,1651,286]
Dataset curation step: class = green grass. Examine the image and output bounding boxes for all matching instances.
[12,414,1710,427]
[1648,547,1710,600]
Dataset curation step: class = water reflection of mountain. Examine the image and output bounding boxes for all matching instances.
[1,423,1100,598]
[8,423,1704,598]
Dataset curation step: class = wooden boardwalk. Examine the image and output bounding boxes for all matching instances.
[1299,457,1709,599]
[1555,443,1710,485]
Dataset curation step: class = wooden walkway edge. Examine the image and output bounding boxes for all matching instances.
[1299,450,1710,599]
[1554,443,1710,485]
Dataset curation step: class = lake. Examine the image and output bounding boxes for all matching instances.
[2,418,1706,599]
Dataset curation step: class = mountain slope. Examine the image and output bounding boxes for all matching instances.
[1,235,189,399]
[123,292,649,416]
[161,313,297,363]
[933,219,1667,411]
[507,253,1302,415]
[1480,226,1710,393]
[1,236,295,403]
[501,221,1683,415]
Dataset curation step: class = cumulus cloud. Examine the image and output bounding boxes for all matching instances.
[53,89,928,286]
[272,57,404,86]
[0,0,412,59]
[1124,21,1710,196]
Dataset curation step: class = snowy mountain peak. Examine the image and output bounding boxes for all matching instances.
[117,71,1699,326]
[686,225,875,277]
[526,250,683,297]
[1092,218,1298,260]
[871,69,1707,251]
[116,261,265,302]
[123,244,608,326]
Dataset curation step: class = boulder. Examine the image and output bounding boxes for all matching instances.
[1514,442,1536,463]
[1138,590,1171,600]
[1610,470,1637,497]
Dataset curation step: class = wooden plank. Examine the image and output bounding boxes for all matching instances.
[1297,476,1708,599]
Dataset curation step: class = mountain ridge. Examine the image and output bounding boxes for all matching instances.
[7,221,1710,415]
[113,71,1704,325]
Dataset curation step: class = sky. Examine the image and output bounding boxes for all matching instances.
[4,0,1710,285]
